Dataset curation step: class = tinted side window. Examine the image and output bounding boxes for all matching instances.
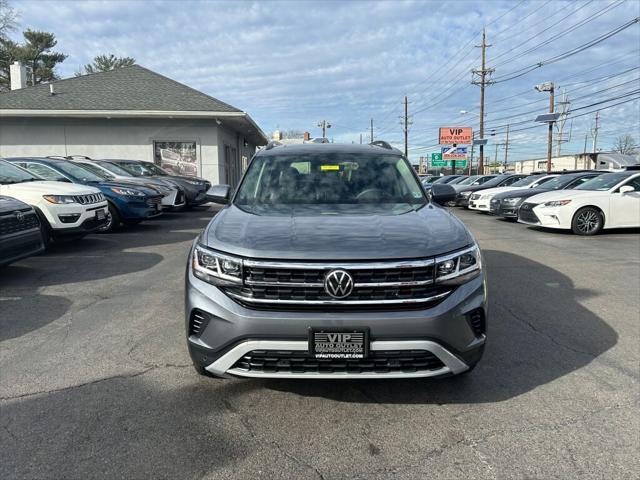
[566,176,596,189]
[622,177,640,191]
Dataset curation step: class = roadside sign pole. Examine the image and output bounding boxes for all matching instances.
[451,143,456,175]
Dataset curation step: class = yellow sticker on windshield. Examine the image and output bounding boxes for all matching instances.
[321,165,340,171]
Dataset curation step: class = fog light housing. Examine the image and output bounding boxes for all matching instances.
[58,213,81,223]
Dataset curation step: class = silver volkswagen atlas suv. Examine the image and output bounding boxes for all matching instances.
[185,141,486,379]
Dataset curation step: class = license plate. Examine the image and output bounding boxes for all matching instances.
[96,209,106,220]
[309,329,368,359]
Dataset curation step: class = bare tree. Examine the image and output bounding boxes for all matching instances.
[612,134,638,155]
[281,129,304,139]
[0,0,18,40]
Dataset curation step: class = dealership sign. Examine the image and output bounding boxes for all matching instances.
[438,127,473,144]
[441,146,468,160]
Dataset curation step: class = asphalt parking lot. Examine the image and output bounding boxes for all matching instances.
[1,207,639,480]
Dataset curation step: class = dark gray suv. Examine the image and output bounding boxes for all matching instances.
[186,142,486,379]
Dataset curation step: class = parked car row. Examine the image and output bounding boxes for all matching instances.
[0,157,212,266]
[434,169,640,235]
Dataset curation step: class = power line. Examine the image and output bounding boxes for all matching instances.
[492,17,640,83]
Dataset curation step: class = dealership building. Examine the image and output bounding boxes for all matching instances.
[0,63,268,186]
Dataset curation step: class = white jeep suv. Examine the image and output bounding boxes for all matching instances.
[0,159,108,241]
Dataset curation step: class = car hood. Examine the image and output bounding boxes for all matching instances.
[0,195,32,213]
[525,189,598,204]
[1,181,100,195]
[203,204,473,260]
[476,186,517,197]
[493,187,548,200]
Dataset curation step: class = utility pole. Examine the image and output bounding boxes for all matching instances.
[472,29,493,175]
[556,90,570,157]
[546,85,555,172]
[370,118,374,143]
[403,96,409,158]
[359,133,362,144]
[494,143,499,174]
[317,120,331,138]
[503,124,510,171]
[469,135,475,175]
[592,111,600,153]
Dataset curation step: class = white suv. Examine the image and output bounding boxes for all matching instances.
[0,159,108,242]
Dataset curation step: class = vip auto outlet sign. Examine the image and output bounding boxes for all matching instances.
[438,127,473,145]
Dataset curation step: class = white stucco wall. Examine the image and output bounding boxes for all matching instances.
[0,117,225,183]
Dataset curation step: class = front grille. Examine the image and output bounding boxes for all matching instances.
[146,196,162,206]
[518,203,540,223]
[221,258,452,311]
[0,211,39,235]
[468,309,486,337]
[231,350,445,374]
[73,193,104,205]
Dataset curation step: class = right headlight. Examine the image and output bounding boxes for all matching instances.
[43,194,76,204]
[435,244,482,285]
[192,244,243,285]
[502,197,522,205]
[459,191,472,197]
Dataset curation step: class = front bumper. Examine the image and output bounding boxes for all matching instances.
[0,228,45,266]
[455,195,471,207]
[53,215,109,236]
[468,199,491,211]
[185,263,487,379]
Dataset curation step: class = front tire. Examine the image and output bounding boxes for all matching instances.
[571,207,603,235]
[99,203,121,233]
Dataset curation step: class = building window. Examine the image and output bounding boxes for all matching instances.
[153,141,198,177]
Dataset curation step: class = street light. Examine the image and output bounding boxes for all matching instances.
[534,81,555,172]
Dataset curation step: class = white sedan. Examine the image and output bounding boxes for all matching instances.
[517,171,640,235]
[468,174,558,212]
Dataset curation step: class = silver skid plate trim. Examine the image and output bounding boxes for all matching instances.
[205,339,469,379]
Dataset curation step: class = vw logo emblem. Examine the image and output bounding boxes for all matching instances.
[15,211,24,222]
[324,269,354,299]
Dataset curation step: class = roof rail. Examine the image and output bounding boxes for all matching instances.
[265,141,283,150]
[66,155,92,160]
[370,140,393,150]
[45,155,69,160]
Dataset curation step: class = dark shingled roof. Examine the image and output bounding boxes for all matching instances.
[0,64,242,112]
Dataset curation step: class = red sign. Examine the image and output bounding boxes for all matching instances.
[439,127,473,144]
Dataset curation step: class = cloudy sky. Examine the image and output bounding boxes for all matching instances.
[9,0,640,163]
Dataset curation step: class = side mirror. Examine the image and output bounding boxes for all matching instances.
[430,184,457,205]
[619,185,634,194]
[206,184,231,204]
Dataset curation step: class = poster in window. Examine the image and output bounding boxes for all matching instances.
[153,141,198,177]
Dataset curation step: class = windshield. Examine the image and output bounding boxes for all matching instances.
[510,176,540,187]
[433,176,458,184]
[0,160,42,184]
[115,161,168,177]
[536,175,577,190]
[457,175,480,186]
[574,173,630,191]
[477,176,509,188]
[54,161,105,182]
[97,161,134,177]
[235,153,426,212]
[76,162,114,180]
[139,162,169,176]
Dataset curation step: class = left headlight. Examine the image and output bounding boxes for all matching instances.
[435,244,482,285]
[459,191,472,197]
[185,180,204,186]
[502,197,522,205]
[192,244,243,285]
[543,200,571,207]
[110,187,146,197]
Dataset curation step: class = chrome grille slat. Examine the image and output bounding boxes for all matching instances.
[73,193,105,205]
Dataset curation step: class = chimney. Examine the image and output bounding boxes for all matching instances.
[10,61,27,90]
[303,131,310,141]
